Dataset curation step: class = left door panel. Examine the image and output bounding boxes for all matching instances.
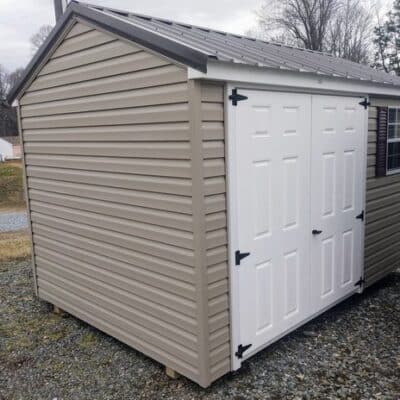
[233,90,312,359]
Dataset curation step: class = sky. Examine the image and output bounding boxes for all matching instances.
[0,0,263,72]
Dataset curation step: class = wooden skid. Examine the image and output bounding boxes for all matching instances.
[165,366,180,379]
[53,305,67,316]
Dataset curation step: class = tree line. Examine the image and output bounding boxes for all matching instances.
[250,0,400,74]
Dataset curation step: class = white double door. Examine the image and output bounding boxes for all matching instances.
[233,90,365,361]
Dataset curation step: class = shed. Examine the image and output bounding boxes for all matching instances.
[8,1,400,388]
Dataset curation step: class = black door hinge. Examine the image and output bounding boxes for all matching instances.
[359,98,370,109]
[235,343,252,359]
[356,210,364,222]
[235,250,250,266]
[355,277,365,287]
[229,88,248,106]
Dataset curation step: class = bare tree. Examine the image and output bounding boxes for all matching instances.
[6,68,24,94]
[255,0,339,51]
[0,65,8,101]
[30,25,53,52]
[0,66,24,101]
[373,0,400,74]
[0,65,19,136]
[253,0,373,62]
[327,0,372,63]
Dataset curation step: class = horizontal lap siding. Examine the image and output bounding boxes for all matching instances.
[19,22,203,383]
[201,82,230,381]
[365,101,400,286]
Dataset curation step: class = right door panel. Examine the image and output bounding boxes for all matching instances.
[310,95,365,313]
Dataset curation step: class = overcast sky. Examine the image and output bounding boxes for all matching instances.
[0,0,263,72]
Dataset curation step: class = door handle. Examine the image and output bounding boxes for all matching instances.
[312,229,323,235]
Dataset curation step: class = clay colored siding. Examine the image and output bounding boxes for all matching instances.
[19,22,205,384]
[365,99,400,286]
[201,82,230,381]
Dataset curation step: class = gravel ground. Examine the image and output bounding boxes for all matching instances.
[1,261,399,400]
[0,212,28,233]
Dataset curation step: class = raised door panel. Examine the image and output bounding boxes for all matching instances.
[234,90,312,357]
[310,96,365,313]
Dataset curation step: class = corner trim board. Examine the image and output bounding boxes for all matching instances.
[225,83,242,371]
[188,79,211,387]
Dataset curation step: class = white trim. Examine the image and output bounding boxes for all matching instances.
[386,168,400,175]
[225,83,242,371]
[386,106,400,175]
[189,61,400,98]
[359,96,369,293]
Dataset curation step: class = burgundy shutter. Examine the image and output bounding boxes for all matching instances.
[376,107,388,177]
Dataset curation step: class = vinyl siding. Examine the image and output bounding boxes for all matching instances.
[200,82,230,381]
[18,21,215,386]
[365,99,400,286]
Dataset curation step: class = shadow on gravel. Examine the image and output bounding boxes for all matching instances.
[1,261,399,400]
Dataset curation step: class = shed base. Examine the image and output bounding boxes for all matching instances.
[165,366,179,379]
[53,305,67,317]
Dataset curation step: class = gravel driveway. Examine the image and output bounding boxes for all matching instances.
[1,261,399,400]
[0,211,28,232]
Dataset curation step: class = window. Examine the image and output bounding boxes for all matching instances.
[387,107,400,172]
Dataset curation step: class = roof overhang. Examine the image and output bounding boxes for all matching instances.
[7,2,208,104]
[8,1,400,104]
[189,60,400,98]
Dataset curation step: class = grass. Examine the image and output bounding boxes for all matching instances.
[79,332,98,347]
[0,230,31,263]
[0,160,25,211]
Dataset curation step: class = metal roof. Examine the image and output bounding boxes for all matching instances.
[7,0,400,103]
[76,1,400,87]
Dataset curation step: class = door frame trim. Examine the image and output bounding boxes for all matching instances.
[225,84,369,372]
[359,96,369,293]
[225,82,242,371]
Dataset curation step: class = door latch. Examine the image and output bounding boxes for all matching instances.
[312,229,323,235]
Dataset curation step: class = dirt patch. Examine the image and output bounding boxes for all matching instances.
[0,230,31,263]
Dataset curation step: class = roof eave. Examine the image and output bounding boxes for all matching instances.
[189,60,400,98]
[7,2,208,104]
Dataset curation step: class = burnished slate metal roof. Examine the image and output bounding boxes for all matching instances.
[7,0,400,103]
[77,1,400,87]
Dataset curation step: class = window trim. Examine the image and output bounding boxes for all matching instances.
[386,107,400,174]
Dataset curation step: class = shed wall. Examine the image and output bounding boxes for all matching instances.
[18,21,215,385]
[365,99,400,286]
